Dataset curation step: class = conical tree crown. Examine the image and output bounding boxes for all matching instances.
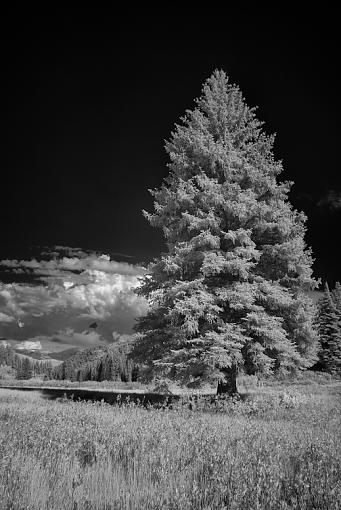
[332,282,341,311]
[134,70,318,387]
[316,282,341,374]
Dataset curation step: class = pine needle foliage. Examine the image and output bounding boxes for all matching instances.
[316,282,341,374]
[134,70,319,392]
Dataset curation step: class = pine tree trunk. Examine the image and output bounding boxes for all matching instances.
[217,365,238,395]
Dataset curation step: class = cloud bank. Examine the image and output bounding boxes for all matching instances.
[0,248,148,351]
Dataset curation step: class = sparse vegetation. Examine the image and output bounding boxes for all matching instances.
[0,377,340,509]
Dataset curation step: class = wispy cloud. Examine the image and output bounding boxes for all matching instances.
[0,253,144,278]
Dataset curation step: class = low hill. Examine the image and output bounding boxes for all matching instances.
[13,349,51,361]
[54,339,138,383]
[48,347,81,361]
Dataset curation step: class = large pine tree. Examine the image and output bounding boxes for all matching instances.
[134,70,319,393]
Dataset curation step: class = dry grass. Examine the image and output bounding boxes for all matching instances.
[0,379,340,509]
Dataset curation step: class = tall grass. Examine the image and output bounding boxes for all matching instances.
[0,378,147,392]
[0,382,340,509]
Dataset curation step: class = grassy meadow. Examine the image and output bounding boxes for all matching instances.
[0,374,340,509]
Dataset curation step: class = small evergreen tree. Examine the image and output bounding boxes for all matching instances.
[332,281,341,311]
[42,361,53,379]
[14,357,23,379]
[134,70,319,393]
[18,357,33,380]
[0,344,16,368]
[316,283,341,374]
[99,355,114,382]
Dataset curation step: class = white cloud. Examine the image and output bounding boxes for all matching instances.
[63,282,74,290]
[0,248,148,349]
[0,312,15,323]
[52,329,104,347]
[15,340,42,350]
[64,270,145,319]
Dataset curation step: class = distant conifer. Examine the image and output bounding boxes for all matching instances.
[18,357,33,380]
[316,282,341,374]
[332,281,341,311]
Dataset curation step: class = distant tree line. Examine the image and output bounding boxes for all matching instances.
[0,344,53,380]
[53,342,139,383]
[0,340,139,383]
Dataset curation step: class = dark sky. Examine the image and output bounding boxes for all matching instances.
[2,9,340,285]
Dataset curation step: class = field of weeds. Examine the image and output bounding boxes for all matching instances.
[0,377,340,510]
